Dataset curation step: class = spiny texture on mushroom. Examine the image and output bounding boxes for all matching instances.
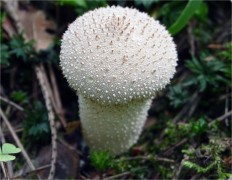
[79,96,152,154]
[60,6,178,154]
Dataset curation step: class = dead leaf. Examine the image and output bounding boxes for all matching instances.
[223,156,232,166]
[2,16,17,38]
[66,121,81,134]
[4,1,56,51]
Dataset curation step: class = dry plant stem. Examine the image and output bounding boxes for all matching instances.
[183,94,201,122]
[40,65,67,128]
[209,110,232,127]
[120,156,175,163]
[158,92,200,142]
[1,162,9,180]
[173,158,186,180]
[104,172,130,180]
[225,87,229,126]
[35,65,57,180]
[58,137,82,156]
[173,92,199,123]
[163,138,188,156]
[0,96,24,111]
[0,124,13,177]
[13,164,51,179]
[0,108,39,178]
[48,65,67,127]
[39,65,57,110]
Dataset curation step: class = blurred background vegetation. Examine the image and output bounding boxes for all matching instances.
[0,0,231,179]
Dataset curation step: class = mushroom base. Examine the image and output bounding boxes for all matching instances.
[79,95,152,155]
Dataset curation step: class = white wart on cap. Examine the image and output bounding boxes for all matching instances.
[60,6,178,154]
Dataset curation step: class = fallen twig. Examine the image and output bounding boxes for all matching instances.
[13,164,51,179]
[40,65,67,128]
[39,65,57,110]
[209,110,232,127]
[104,171,130,180]
[35,65,57,180]
[0,96,24,111]
[163,138,188,156]
[119,155,175,163]
[58,137,82,156]
[183,94,201,122]
[1,162,9,180]
[173,157,187,180]
[48,64,67,128]
[173,92,199,123]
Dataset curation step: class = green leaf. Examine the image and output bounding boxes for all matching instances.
[0,154,16,162]
[9,35,33,61]
[10,91,28,103]
[1,143,21,154]
[76,0,87,7]
[0,44,10,66]
[168,0,202,35]
[194,2,208,21]
[90,150,113,171]
[0,143,21,162]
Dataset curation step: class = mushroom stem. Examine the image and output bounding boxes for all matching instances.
[79,95,152,155]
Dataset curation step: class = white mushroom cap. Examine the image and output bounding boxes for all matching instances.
[60,6,177,105]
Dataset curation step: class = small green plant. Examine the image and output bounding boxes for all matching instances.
[9,35,34,61]
[164,118,207,139]
[1,34,34,66]
[0,143,21,162]
[168,84,189,108]
[89,150,113,172]
[185,53,229,91]
[182,138,232,179]
[0,44,10,66]
[10,90,28,104]
[22,101,50,149]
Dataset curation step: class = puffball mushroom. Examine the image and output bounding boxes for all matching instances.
[60,6,178,155]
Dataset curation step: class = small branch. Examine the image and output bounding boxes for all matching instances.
[173,158,186,180]
[1,162,9,180]
[57,137,82,156]
[0,108,38,175]
[120,155,175,163]
[0,96,24,111]
[225,87,229,126]
[39,65,57,110]
[48,64,67,128]
[13,164,51,179]
[104,171,130,180]
[173,92,199,123]
[209,110,232,127]
[183,94,201,122]
[35,65,57,180]
[163,138,188,156]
